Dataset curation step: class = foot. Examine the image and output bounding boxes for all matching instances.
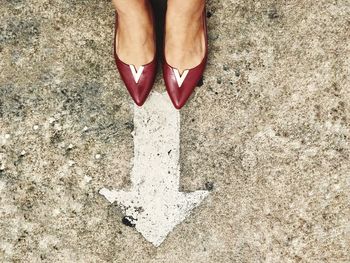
[165,1,206,74]
[113,0,155,68]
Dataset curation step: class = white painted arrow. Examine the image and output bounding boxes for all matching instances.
[99,92,209,247]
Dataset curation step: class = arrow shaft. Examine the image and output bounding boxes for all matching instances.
[131,93,181,191]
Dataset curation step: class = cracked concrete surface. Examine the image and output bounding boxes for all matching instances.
[1,0,349,262]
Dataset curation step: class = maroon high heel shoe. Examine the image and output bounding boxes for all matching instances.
[162,9,208,109]
[114,11,157,106]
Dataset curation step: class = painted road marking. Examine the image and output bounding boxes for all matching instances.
[100,92,209,247]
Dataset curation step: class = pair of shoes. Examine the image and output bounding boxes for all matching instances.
[113,8,208,109]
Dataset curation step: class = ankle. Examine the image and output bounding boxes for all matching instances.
[113,0,150,17]
[166,0,205,18]
[165,9,204,44]
[115,1,154,36]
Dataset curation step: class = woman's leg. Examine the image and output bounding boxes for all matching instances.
[165,0,206,73]
[112,0,155,68]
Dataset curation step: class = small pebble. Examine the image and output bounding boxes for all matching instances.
[95,154,101,160]
[4,134,11,139]
[84,175,92,183]
[205,182,214,191]
[33,125,39,130]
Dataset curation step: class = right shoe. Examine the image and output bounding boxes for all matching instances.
[114,11,157,106]
[162,8,208,109]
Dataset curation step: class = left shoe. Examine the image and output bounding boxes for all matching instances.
[162,9,208,109]
[114,11,157,106]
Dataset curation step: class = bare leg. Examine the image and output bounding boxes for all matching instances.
[165,0,206,73]
[112,0,155,68]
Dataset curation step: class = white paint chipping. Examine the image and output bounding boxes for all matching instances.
[100,92,209,247]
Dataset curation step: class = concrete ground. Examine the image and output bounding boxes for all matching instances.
[1,0,349,262]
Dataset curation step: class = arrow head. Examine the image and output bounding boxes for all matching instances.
[99,188,209,247]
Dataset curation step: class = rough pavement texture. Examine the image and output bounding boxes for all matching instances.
[1,0,349,262]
